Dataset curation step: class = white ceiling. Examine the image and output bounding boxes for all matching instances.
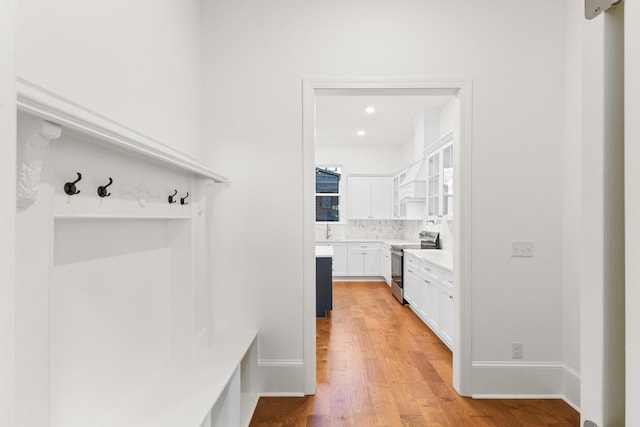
[315,92,454,146]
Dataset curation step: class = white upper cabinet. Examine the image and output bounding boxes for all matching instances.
[425,132,454,219]
[441,143,453,217]
[348,176,391,219]
[391,169,407,219]
[348,176,371,219]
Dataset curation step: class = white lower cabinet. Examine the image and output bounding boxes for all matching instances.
[382,244,392,285]
[403,253,420,305]
[426,278,440,331]
[330,243,348,276]
[348,243,381,276]
[440,284,453,348]
[404,254,453,350]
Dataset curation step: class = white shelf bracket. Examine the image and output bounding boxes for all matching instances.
[17,120,62,209]
[585,0,622,19]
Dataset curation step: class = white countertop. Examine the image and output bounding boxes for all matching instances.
[404,249,453,272]
[315,246,334,258]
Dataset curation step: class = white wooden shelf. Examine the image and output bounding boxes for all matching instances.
[95,329,258,427]
[17,78,228,183]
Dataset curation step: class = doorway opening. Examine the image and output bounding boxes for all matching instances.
[302,79,473,396]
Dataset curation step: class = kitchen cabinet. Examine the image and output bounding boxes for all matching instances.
[403,252,453,350]
[348,176,391,219]
[347,242,381,276]
[391,169,407,219]
[382,244,392,285]
[440,283,453,348]
[403,253,420,305]
[426,276,440,331]
[426,132,454,219]
[316,242,348,276]
[316,255,332,317]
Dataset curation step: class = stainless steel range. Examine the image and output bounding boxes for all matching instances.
[390,231,440,304]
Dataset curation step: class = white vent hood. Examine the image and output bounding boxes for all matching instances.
[397,111,438,202]
[398,159,426,202]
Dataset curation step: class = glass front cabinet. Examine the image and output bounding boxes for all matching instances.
[392,169,407,219]
[426,135,453,219]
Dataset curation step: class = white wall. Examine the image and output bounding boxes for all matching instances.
[626,0,640,422]
[15,0,204,160]
[202,0,567,395]
[315,144,404,175]
[0,1,16,426]
[561,0,582,408]
[439,98,457,139]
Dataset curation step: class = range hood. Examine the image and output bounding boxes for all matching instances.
[398,159,426,202]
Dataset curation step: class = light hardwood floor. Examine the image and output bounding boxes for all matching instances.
[249,281,579,426]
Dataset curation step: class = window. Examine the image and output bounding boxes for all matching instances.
[315,166,342,222]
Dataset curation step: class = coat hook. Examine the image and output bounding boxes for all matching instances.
[180,192,190,205]
[168,189,178,204]
[97,177,113,198]
[64,172,82,195]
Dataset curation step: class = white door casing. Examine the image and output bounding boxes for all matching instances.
[580,3,625,425]
[625,0,640,423]
[302,78,472,395]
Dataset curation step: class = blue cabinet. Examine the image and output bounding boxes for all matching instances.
[316,257,333,317]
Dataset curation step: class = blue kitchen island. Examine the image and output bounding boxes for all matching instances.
[315,246,334,318]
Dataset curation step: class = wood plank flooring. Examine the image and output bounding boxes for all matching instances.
[249,281,579,427]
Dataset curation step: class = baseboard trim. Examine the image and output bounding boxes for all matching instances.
[259,392,305,397]
[472,394,566,399]
[471,361,580,407]
[258,359,305,395]
[560,363,581,411]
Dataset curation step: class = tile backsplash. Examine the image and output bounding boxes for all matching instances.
[315,219,453,250]
[315,220,404,241]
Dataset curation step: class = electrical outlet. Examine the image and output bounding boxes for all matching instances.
[512,241,534,257]
[512,342,523,359]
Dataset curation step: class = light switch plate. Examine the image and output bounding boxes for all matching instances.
[512,241,533,257]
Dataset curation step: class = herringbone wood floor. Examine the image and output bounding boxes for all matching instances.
[249,281,579,426]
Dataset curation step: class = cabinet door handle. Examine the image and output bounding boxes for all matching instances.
[449,295,453,299]
[407,269,413,273]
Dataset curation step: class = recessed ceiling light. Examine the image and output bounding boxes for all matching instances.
[357,130,366,136]
[365,106,376,114]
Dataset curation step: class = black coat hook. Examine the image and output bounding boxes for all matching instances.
[64,172,82,195]
[168,189,178,204]
[180,192,190,205]
[97,177,113,198]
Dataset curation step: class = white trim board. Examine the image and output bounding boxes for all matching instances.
[302,77,474,396]
[258,359,305,396]
[471,361,581,410]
